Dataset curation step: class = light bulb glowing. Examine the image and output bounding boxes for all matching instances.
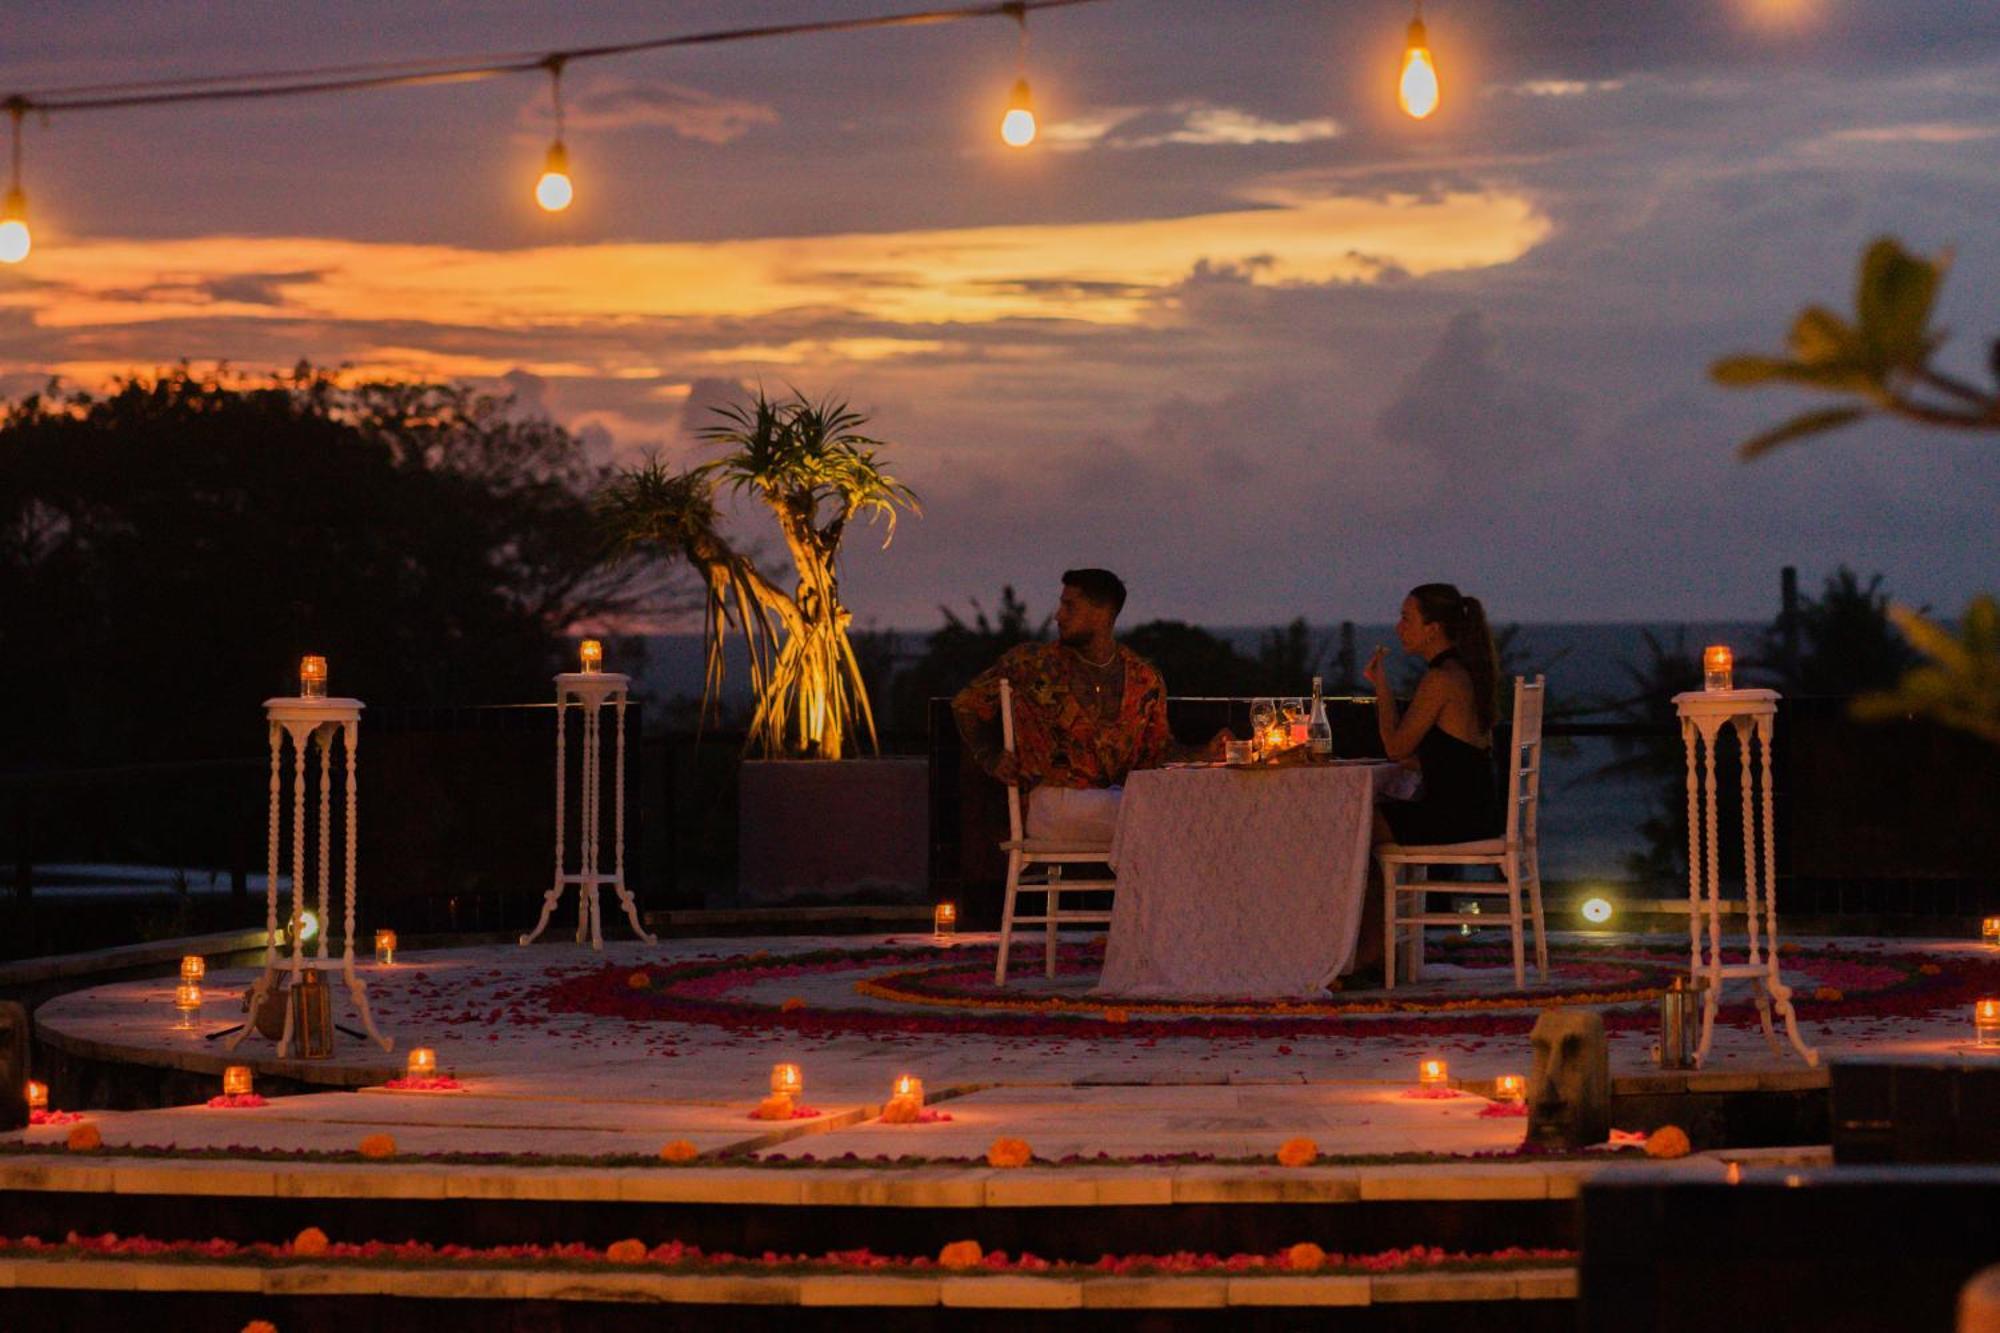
[1398,19,1441,120]
[0,185,27,264]
[536,142,574,212]
[1000,78,1037,148]
[1581,897,1614,925]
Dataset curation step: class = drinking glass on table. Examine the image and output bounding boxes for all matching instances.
[1281,698,1308,745]
[1250,699,1277,757]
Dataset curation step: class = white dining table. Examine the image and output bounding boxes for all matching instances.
[1093,761,1400,1000]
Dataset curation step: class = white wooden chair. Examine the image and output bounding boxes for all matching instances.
[993,678,1118,985]
[1379,675,1547,990]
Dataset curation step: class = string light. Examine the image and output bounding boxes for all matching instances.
[1398,3,1440,120]
[535,58,574,213]
[0,101,29,265]
[999,3,1037,148]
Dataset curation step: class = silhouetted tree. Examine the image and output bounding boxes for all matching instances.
[0,364,677,764]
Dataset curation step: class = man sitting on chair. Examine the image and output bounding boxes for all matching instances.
[952,568,1170,844]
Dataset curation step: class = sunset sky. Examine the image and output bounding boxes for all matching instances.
[3,0,1996,628]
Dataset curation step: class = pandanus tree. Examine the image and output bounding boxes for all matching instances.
[597,390,919,758]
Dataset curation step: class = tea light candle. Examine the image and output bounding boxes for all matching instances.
[1418,1057,1448,1086]
[1265,725,1287,752]
[892,1073,924,1106]
[374,929,397,966]
[407,1047,438,1079]
[179,955,206,982]
[223,1066,254,1097]
[1703,645,1733,692]
[174,981,203,1029]
[1978,1000,2000,1047]
[770,1062,804,1099]
[1983,917,2000,948]
[1495,1074,1525,1103]
[932,902,957,938]
[579,639,603,673]
[25,1080,47,1112]
[299,654,328,699]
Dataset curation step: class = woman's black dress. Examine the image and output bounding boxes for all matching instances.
[1381,657,1503,845]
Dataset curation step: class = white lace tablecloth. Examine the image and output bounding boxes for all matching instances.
[1094,763,1397,999]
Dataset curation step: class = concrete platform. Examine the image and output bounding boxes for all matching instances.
[21,929,1927,1163]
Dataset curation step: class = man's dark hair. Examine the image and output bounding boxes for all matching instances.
[1062,568,1127,616]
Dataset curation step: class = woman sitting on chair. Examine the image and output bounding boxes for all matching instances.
[1363,583,1503,847]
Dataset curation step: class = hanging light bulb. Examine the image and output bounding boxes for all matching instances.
[1000,78,1037,148]
[536,142,573,211]
[0,105,29,265]
[1398,8,1441,120]
[534,58,573,212]
[998,3,1037,148]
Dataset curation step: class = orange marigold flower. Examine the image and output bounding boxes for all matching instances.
[291,1227,330,1257]
[1276,1137,1319,1168]
[1813,987,1844,1003]
[658,1140,700,1163]
[65,1122,103,1152]
[606,1238,648,1263]
[986,1137,1032,1168]
[754,1094,795,1121]
[627,971,652,989]
[938,1240,984,1269]
[358,1133,397,1159]
[881,1094,922,1125]
[1101,1009,1130,1024]
[780,997,806,1012]
[242,1322,279,1333]
[1919,963,1943,975]
[1645,1126,1692,1160]
[1286,1242,1326,1271]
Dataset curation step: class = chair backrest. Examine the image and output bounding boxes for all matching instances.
[1503,675,1546,849]
[999,678,1025,843]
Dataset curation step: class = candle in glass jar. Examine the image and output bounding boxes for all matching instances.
[223,1065,254,1097]
[174,981,203,1028]
[375,929,397,966]
[1495,1074,1525,1103]
[1978,1000,2000,1047]
[1418,1057,1448,1086]
[771,1062,804,1098]
[932,902,957,938]
[579,639,603,673]
[299,655,328,699]
[407,1047,438,1079]
[1983,918,2000,948]
[180,955,206,982]
[26,1080,48,1112]
[1703,645,1733,692]
[892,1073,924,1106]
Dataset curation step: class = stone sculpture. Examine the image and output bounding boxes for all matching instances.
[1529,1007,1610,1149]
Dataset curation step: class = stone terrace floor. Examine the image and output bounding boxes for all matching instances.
[17,931,1992,1161]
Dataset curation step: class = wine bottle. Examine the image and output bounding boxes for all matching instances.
[1308,675,1332,758]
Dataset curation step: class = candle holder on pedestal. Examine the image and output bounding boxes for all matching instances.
[1673,687,1816,1068]
[520,670,656,950]
[228,684,393,1058]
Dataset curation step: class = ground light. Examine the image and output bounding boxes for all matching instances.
[1580,896,1614,925]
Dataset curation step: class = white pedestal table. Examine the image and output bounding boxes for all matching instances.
[1674,688,1817,1068]
[229,695,393,1057]
[521,671,656,950]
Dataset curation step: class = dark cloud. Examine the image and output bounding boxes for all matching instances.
[1374,312,1577,474]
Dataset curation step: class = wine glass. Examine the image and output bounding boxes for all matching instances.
[1250,698,1276,755]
